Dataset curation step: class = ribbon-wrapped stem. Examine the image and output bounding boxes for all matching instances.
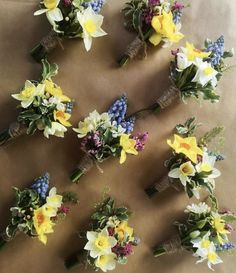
[153,236,183,257]
[0,121,27,146]
[64,250,87,270]
[31,30,62,62]
[145,176,171,198]
[70,154,95,183]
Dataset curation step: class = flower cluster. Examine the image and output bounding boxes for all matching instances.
[71,95,148,183]
[119,0,185,66]
[65,197,140,271]
[171,37,234,102]
[153,202,236,270]
[34,0,106,51]
[11,59,73,139]
[1,173,78,246]
[166,117,223,199]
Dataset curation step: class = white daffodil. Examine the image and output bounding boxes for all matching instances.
[168,161,196,186]
[12,81,45,108]
[185,202,210,214]
[34,0,63,25]
[43,97,65,111]
[84,228,117,258]
[192,58,218,87]
[43,121,67,138]
[191,232,212,256]
[77,6,107,51]
[95,254,117,272]
[177,52,193,71]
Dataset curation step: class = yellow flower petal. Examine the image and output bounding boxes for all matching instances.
[120,150,127,164]
[149,33,162,46]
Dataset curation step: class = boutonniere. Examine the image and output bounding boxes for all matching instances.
[65,196,140,271]
[0,173,78,249]
[153,201,236,270]
[119,0,185,66]
[145,117,224,199]
[71,95,148,183]
[31,1,107,61]
[0,60,73,146]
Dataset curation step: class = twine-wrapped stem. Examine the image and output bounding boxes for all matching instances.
[0,121,27,146]
[64,250,87,270]
[70,154,95,183]
[31,30,62,62]
[153,236,183,257]
[145,176,171,198]
[0,231,13,251]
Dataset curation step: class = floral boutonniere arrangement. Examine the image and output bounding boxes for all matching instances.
[153,201,236,270]
[31,0,107,61]
[119,0,185,66]
[145,117,224,199]
[70,95,148,183]
[65,196,140,272]
[0,60,73,146]
[0,173,78,249]
[130,36,234,117]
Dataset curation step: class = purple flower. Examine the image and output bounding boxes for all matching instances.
[148,0,161,6]
[59,205,70,214]
[133,132,148,151]
[225,224,234,233]
[63,0,72,6]
[112,243,133,256]
[172,1,185,11]
[81,131,104,156]
[123,243,133,255]
[171,49,180,56]
[143,8,155,25]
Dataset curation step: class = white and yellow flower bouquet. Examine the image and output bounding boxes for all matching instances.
[0,60,73,146]
[64,196,140,272]
[31,0,107,61]
[0,173,78,250]
[70,95,148,183]
[153,201,236,270]
[119,0,185,66]
[145,117,224,199]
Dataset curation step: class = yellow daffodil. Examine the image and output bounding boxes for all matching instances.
[54,110,72,127]
[115,221,134,242]
[95,254,116,272]
[33,207,55,244]
[119,134,138,164]
[44,80,71,102]
[84,228,117,258]
[211,213,230,244]
[77,6,107,51]
[149,11,184,46]
[184,42,211,61]
[12,80,45,108]
[167,134,203,163]
[34,0,63,25]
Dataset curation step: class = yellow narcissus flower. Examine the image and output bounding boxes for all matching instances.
[12,80,45,108]
[44,80,71,102]
[211,213,230,244]
[184,42,211,61]
[54,110,72,127]
[119,134,138,164]
[167,134,203,163]
[95,254,117,272]
[33,207,55,244]
[149,11,184,46]
[115,221,134,242]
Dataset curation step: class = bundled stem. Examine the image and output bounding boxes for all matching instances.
[0,122,27,146]
[31,30,62,62]
[153,236,183,257]
[64,250,87,270]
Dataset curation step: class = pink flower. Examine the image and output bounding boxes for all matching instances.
[59,204,70,214]
[133,132,148,151]
[63,0,72,6]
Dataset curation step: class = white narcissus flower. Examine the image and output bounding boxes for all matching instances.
[77,6,107,51]
[43,122,67,138]
[168,161,196,186]
[177,52,193,71]
[84,228,117,258]
[184,202,210,214]
[34,0,63,25]
[12,81,45,108]
[95,254,117,272]
[192,58,218,87]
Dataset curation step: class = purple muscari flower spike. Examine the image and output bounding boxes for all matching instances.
[120,117,135,134]
[108,95,128,125]
[133,132,149,151]
[83,0,105,14]
[31,173,50,200]
[216,242,235,252]
[205,35,225,67]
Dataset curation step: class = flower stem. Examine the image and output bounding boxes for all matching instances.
[64,250,86,270]
[0,236,7,251]
[0,129,12,146]
[153,246,166,257]
[70,169,85,183]
[30,44,47,63]
[145,185,158,198]
[129,103,161,119]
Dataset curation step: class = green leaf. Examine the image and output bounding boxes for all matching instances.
[221,215,236,222]
[197,219,207,229]
[41,59,58,80]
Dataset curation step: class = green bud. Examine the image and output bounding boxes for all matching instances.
[190,230,201,239]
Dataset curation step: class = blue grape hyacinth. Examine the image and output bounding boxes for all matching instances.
[83,0,105,13]
[121,117,135,134]
[65,102,74,114]
[206,36,225,67]
[216,242,235,252]
[31,173,50,200]
[108,95,128,125]
[173,10,183,24]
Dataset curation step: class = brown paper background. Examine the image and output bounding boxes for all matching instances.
[0,0,236,272]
